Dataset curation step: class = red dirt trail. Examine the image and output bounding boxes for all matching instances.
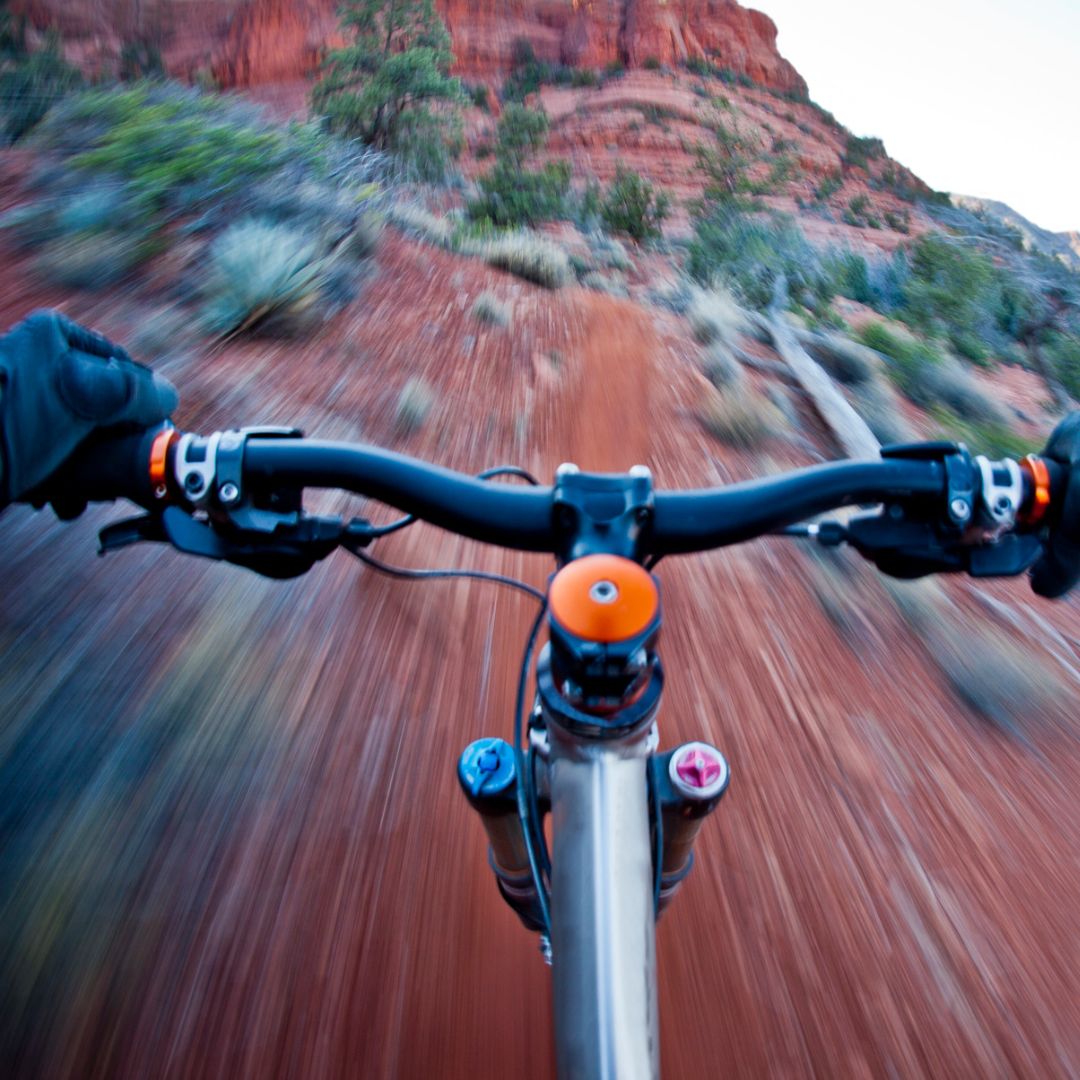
[2,233,1080,1079]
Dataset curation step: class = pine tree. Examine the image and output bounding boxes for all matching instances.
[312,0,462,178]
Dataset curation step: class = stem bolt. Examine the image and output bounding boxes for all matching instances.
[219,482,240,505]
[950,497,970,521]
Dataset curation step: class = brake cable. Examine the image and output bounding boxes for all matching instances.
[360,465,542,540]
[345,547,546,604]
[341,464,546,601]
[514,600,552,936]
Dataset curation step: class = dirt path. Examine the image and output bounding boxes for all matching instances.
[2,235,1080,1078]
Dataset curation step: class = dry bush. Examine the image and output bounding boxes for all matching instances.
[389,202,572,288]
[850,376,915,445]
[922,358,1006,425]
[688,286,748,347]
[202,219,325,336]
[477,230,572,288]
[701,342,744,390]
[804,331,881,386]
[589,233,634,272]
[886,580,1071,736]
[34,231,147,289]
[395,377,435,434]
[581,271,629,298]
[698,383,782,448]
[388,203,457,249]
[472,291,512,326]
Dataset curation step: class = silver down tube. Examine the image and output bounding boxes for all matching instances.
[547,718,659,1080]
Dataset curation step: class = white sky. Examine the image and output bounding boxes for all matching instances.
[749,0,1080,233]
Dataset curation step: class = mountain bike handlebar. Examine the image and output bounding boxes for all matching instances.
[239,439,954,554]
[46,425,1063,576]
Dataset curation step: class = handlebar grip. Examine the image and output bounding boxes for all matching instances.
[44,426,164,511]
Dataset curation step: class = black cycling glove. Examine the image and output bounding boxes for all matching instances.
[0,310,177,512]
[1031,411,1080,599]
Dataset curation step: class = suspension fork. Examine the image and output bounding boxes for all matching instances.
[545,704,661,1080]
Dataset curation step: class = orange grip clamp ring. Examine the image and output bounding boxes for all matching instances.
[1019,454,1051,527]
[149,427,175,496]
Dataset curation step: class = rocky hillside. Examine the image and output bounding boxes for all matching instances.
[952,194,1080,270]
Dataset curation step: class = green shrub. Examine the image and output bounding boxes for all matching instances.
[927,408,1035,459]
[643,56,662,71]
[469,104,570,227]
[59,87,292,213]
[577,179,603,228]
[814,171,843,202]
[805,331,880,386]
[900,234,1002,358]
[1045,332,1080,400]
[391,106,464,181]
[467,82,490,110]
[495,103,549,162]
[600,166,669,243]
[688,206,832,311]
[826,251,873,304]
[766,154,798,187]
[32,85,381,246]
[696,123,760,206]
[844,134,886,171]
[884,209,910,234]
[502,40,598,98]
[859,323,941,394]
[470,160,571,227]
[311,0,462,179]
[0,34,81,142]
[858,323,1003,423]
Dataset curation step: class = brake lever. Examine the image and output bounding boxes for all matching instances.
[97,508,379,579]
[98,513,169,553]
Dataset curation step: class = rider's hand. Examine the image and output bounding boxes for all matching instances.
[0,310,177,516]
[1031,411,1080,599]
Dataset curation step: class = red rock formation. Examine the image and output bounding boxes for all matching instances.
[13,0,806,97]
[623,1,804,93]
[212,0,340,87]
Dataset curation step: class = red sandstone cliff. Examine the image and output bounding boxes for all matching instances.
[13,0,807,96]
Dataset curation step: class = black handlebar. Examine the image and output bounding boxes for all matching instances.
[650,459,947,554]
[242,440,952,556]
[40,427,1063,580]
